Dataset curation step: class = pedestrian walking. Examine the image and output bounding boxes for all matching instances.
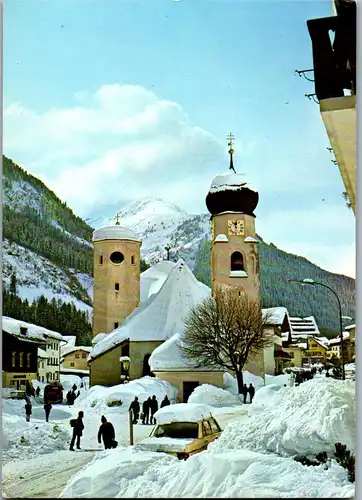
[248,383,255,403]
[160,395,170,408]
[35,386,41,397]
[44,401,52,422]
[98,415,116,450]
[142,397,151,425]
[129,397,140,424]
[150,395,158,424]
[25,401,32,422]
[242,384,248,404]
[69,411,84,451]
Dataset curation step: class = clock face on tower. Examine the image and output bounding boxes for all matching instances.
[228,219,245,236]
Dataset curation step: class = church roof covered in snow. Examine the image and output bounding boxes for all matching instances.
[92,225,141,243]
[88,259,211,361]
[149,333,223,372]
[140,260,176,302]
[2,316,63,343]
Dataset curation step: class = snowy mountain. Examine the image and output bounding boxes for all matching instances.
[97,197,210,269]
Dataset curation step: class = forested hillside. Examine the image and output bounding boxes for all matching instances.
[194,237,355,336]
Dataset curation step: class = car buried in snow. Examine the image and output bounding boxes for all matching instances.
[136,403,222,460]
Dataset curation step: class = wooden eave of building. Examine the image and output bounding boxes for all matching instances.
[3,329,46,346]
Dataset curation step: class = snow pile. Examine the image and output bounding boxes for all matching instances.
[210,378,355,457]
[60,445,354,498]
[77,376,177,413]
[250,384,285,413]
[154,403,213,424]
[188,384,241,406]
[223,371,264,395]
[265,373,290,386]
[60,374,90,393]
[2,413,71,463]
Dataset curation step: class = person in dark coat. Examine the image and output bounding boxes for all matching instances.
[242,384,248,404]
[35,386,41,397]
[142,397,151,425]
[70,411,84,451]
[248,383,255,403]
[26,381,32,397]
[44,401,52,422]
[25,401,32,422]
[72,384,77,391]
[129,397,140,424]
[160,395,170,408]
[150,395,158,424]
[98,415,116,449]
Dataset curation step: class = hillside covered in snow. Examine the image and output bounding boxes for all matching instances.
[2,156,355,335]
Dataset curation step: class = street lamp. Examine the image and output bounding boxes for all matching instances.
[288,278,348,380]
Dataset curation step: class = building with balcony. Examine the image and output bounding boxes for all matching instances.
[307,0,356,213]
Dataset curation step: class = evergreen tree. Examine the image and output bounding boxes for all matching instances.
[10,272,17,295]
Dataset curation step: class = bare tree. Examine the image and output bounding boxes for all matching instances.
[181,286,274,394]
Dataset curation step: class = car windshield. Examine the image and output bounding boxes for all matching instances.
[154,422,198,439]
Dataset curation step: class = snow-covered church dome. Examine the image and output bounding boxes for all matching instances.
[92,225,141,243]
[205,171,259,216]
[205,135,259,216]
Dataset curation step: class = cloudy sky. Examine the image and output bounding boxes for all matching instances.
[4,0,355,278]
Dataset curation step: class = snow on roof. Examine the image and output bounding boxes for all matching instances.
[88,260,210,361]
[91,333,108,345]
[149,333,222,372]
[37,348,49,359]
[328,333,350,345]
[244,236,258,243]
[140,260,176,302]
[214,234,229,243]
[60,368,90,375]
[262,307,289,325]
[2,316,63,343]
[209,172,256,194]
[289,316,319,335]
[62,335,76,346]
[92,225,140,243]
[344,324,355,330]
[154,403,213,424]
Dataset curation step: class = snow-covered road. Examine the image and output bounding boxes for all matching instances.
[2,450,96,498]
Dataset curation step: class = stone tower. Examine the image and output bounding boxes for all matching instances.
[205,135,260,301]
[92,223,142,337]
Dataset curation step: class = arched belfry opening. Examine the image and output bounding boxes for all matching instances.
[231,251,244,271]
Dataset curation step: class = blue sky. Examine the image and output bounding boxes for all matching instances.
[4,0,355,277]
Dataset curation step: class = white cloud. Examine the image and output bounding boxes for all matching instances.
[4,84,226,216]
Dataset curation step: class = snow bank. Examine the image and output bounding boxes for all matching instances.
[223,371,264,395]
[60,445,354,498]
[2,412,71,463]
[60,374,90,393]
[77,376,177,413]
[210,378,355,457]
[155,403,213,424]
[188,384,241,406]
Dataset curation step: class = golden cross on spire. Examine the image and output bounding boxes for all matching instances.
[227,132,236,173]
[115,213,120,225]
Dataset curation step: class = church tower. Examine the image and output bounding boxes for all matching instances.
[206,134,260,300]
[92,217,142,337]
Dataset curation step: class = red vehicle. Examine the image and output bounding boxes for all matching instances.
[44,382,64,404]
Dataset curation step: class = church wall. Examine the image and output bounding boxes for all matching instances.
[89,345,123,387]
[129,341,164,380]
[154,371,224,402]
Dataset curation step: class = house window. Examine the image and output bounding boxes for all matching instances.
[12,352,16,368]
[19,352,24,368]
[114,322,119,329]
[231,252,244,271]
[100,255,103,265]
[82,353,87,358]
[131,255,135,265]
[27,353,31,368]
[75,354,80,359]
[70,362,75,367]
[115,283,120,291]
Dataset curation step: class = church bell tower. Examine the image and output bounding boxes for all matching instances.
[92,216,142,337]
[205,134,260,301]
